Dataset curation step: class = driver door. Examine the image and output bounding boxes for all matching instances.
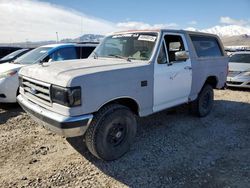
[153,33,192,112]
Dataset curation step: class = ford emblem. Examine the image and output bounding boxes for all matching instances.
[30,87,37,95]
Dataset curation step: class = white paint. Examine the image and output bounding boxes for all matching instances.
[0,63,24,103]
[153,33,192,112]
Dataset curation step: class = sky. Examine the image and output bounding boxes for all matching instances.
[0,0,249,43]
[43,0,250,29]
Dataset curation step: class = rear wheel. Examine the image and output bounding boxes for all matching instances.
[85,104,137,161]
[190,84,214,117]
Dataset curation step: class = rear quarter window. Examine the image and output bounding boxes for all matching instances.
[190,35,223,58]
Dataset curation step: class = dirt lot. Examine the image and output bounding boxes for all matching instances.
[0,89,249,188]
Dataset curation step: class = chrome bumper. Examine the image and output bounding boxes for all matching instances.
[17,95,93,137]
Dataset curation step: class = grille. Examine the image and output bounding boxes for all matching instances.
[21,77,51,106]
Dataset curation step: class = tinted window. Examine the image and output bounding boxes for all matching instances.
[0,49,10,59]
[229,54,250,63]
[1,49,27,60]
[0,47,20,59]
[190,35,223,57]
[49,47,77,62]
[81,46,96,58]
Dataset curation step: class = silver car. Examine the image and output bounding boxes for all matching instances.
[227,52,250,88]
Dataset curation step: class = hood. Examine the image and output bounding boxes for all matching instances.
[229,62,250,72]
[19,58,148,86]
[0,62,25,73]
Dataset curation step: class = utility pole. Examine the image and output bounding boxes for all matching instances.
[56,32,59,43]
[25,38,28,48]
[80,17,83,42]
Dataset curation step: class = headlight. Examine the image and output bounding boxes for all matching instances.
[0,70,17,79]
[51,85,81,107]
[242,71,250,76]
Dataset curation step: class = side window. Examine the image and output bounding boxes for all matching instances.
[190,35,223,57]
[157,42,168,64]
[81,46,96,58]
[164,35,185,62]
[49,47,77,62]
[75,47,81,59]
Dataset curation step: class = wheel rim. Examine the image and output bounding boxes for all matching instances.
[107,121,127,147]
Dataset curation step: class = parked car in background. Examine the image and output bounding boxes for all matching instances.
[18,29,228,160]
[0,48,32,64]
[0,46,22,59]
[227,51,250,88]
[0,43,97,103]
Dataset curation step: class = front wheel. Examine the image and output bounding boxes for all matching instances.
[85,104,137,161]
[190,84,214,117]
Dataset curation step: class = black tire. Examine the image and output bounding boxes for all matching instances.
[190,84,214,117]
[85,104,137,161]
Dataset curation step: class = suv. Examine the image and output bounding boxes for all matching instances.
[18,30,228,160]
[0,43,97,103]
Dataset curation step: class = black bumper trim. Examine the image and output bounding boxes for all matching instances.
[19,102,89,129]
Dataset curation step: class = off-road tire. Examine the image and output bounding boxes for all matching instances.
[85,104,137,161]
[191,84,214,117]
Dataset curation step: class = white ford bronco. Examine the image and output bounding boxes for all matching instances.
[18,29,228,160]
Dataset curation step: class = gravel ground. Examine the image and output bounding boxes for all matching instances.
[0,89,249,188]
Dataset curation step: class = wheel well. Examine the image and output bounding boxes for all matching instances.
[204,76,218,88]
[100,98,139,115]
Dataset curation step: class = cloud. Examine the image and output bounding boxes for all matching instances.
[220,16,249,26]
[0,0,116,43]
[0,1,249,43]
[188,21,197,25]
[185,27,198,32]
[116,21,178,31]
[0,0,180,43]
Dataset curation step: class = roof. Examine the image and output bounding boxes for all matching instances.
[41,43,75,48]
[113,29,161,35]
[112,29,219,38]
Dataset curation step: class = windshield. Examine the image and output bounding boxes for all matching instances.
[229,53,250,63]
[92,32,158,61]
[1,49,26,61]
[15,47,52,64]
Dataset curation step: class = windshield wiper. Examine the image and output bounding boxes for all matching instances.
[107,54,132,62]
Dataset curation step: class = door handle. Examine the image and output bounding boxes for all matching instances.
[184,66,192,70]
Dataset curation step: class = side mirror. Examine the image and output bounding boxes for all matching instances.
[175,51,189,61]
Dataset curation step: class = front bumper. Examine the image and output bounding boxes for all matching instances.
[17,95,93,137]
[226,76,250,88]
